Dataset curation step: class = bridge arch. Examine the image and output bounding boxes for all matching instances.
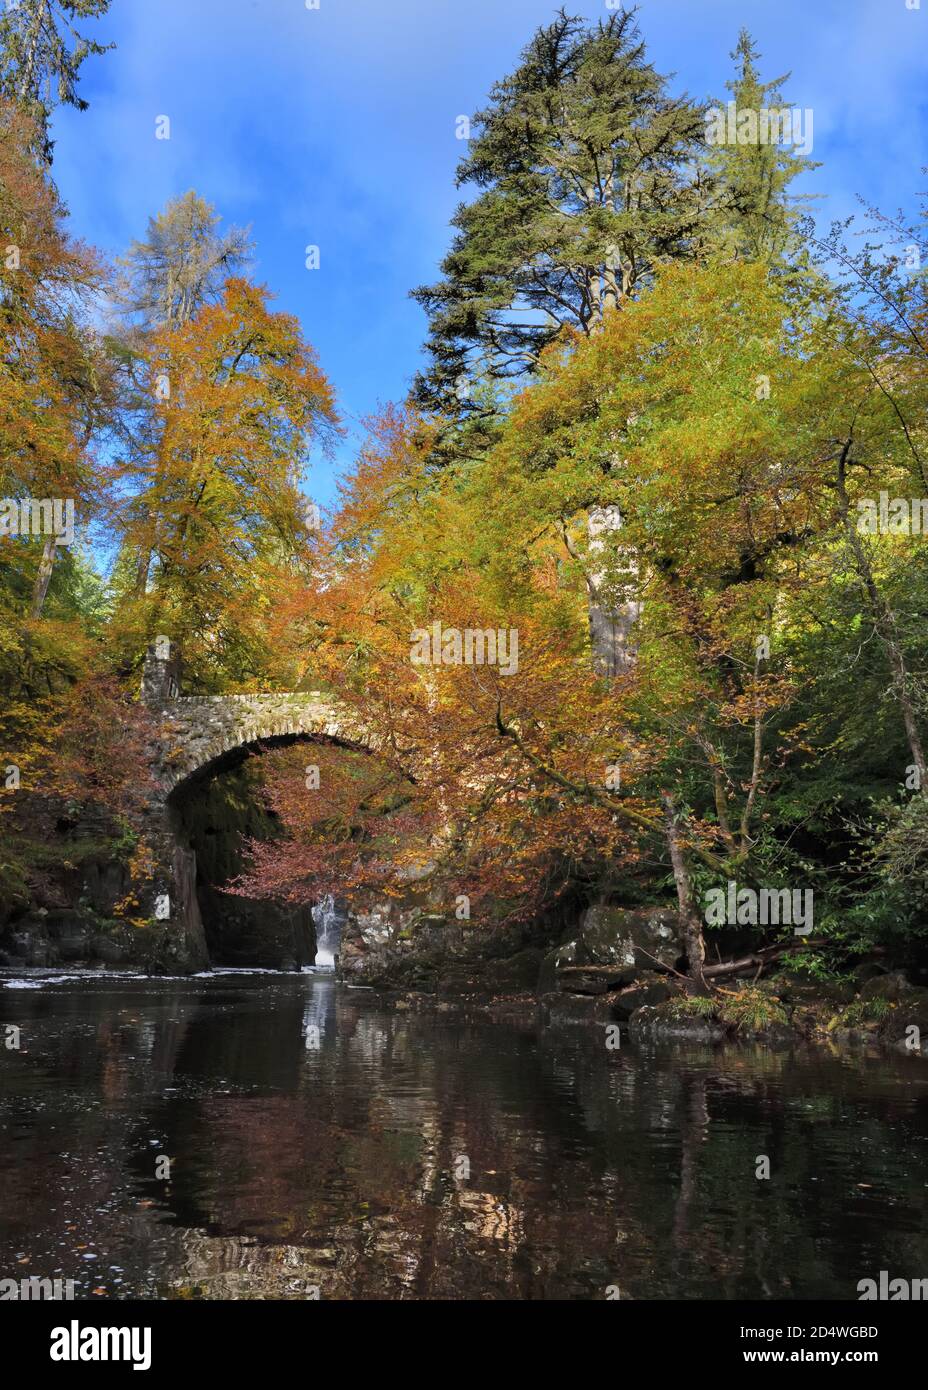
[138,642,375,972]
[156,693,372,801]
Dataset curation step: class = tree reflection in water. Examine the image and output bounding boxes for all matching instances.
[0,972,926,1300]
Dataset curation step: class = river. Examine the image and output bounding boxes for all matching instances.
[0,969,926,1300]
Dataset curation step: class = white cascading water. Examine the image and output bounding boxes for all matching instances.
[311,895,342,969]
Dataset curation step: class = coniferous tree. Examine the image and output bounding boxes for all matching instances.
[706,30,818,264]
[0,0,113,160]
[115,190,253,337]
[411,6,705,413]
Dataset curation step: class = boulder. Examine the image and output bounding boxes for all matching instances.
[860,971,911,1002]
[628,1003,727,1045]
[4,913,52,965]
[879,989,928,1053]
[537,939,585,994]
[45,910,90,961]
[609,974,675,1020]
[851,962,888,986]
[539,991,622,1026]
[491,947,546,993]
[91,933,131,965]
[579,903,681,972]
[556,964,637,995]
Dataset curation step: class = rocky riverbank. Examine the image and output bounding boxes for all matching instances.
[3,818,925,1064]
[340,898,928,1060]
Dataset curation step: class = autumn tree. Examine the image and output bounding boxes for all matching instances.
[0,100,111,620]
[113,277,339,689]
[110,191,256,597]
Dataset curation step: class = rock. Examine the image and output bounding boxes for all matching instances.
[832,1027,881,1048]
[851,962,888,986]
[45,910,89,961]
[628,1004,727,1044]
[771,973,855,1007]
[751,1021,798,1046]
[609,975,674,1020]
[9,931,51,966]
[860,971,911,1002]
[81,861,130,917]
[579,903,681,971]
[491,947,546,993]
[879,990,928,1052]
[4,914,52,965]
[538,939,585,994]
[91,934,130,965]
[556,964,637,995]
[539,991,622,1026]
[430,964,490,995]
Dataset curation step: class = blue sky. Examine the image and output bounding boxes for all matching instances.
[48,0,928,511]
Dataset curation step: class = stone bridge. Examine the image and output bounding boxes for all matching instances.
[138,642,369,971]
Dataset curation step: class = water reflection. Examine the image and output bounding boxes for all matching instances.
[0,972,926,1300]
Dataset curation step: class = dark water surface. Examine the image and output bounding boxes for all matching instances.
[0,970,926,1300]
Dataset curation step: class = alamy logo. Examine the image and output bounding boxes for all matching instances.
[0,497,75,546]
[858,1272,928,1300]
[410,622,519,676]
[50,1320,151,1371]
[857,493,928,534]
[705,101,814,156]
[704,880,813,934]
[0,1276,75,1300]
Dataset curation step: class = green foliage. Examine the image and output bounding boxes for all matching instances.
[668,988,788,1032]
[829,997,893,1030]
[717,987,789,1033]
[0,0,113,159]
[668,994,718,1019]
[412,5,705,411]
[706,29,819,264]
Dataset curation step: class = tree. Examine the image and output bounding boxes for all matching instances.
[111,191,255,597]
[0,0,113,160]
[115,191,253,336]
[0,99,110,619]
[113,277,339,689]
[411,6,705,413]
[706,30,818,264]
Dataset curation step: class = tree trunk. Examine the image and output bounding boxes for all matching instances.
[135,546,152,597]
[29,536,56,618]
[662,792,707,987]
[17,0,49,103]
[587,505,641,677]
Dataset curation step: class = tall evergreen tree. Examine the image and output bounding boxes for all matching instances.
[706,30,818,263]
[411,6,705,414]
[0,0,113,160]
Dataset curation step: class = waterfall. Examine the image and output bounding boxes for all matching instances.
[311,895,343,969]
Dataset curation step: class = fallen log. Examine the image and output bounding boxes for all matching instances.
[702,938,829,980]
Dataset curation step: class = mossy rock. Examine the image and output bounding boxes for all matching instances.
[628,1002,728,1044]
[579,903,680,970]
[860,972,912,1002]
